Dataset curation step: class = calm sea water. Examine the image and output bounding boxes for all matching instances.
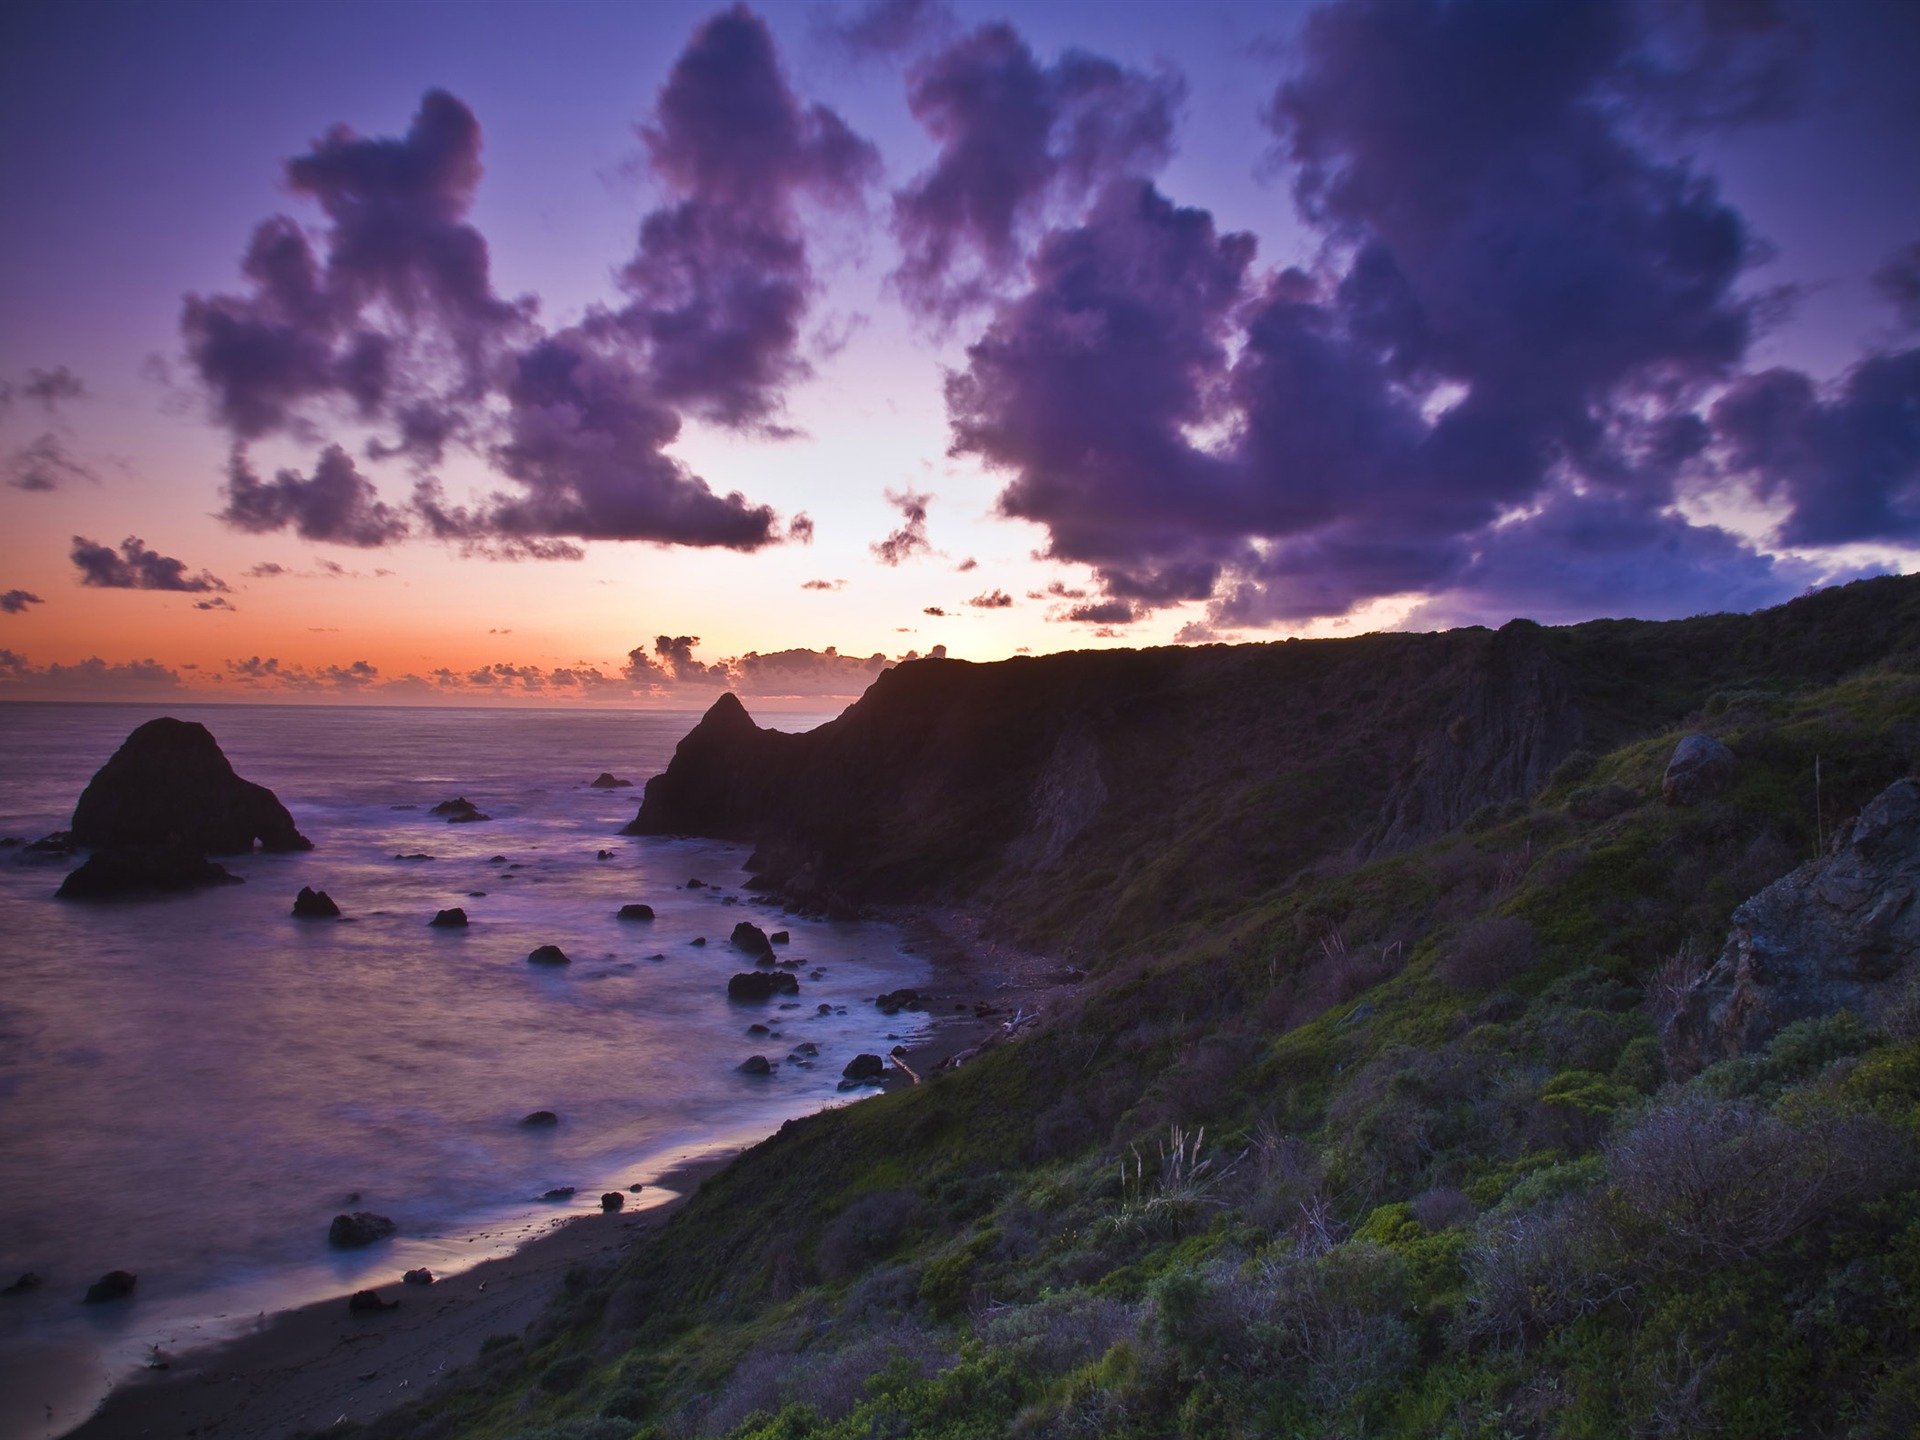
[0,702,927,1438]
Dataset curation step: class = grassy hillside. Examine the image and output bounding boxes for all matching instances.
[341,583,1920,1440]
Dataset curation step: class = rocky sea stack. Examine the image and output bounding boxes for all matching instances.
[70,717,311,854]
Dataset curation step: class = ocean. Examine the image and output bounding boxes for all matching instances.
[0,702,928,1439]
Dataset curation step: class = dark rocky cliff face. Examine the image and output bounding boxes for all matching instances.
[627,623,1586,944]
[70,717,312,854]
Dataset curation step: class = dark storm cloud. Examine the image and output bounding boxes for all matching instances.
[220,444,411,546]
[1874,242,1920,332]
[1,589,44,614]
[182,90,526,446]
[70,536,230,593]
[185,10,867,555]
[1711,350,1920,545]
[4,434,99,491]
[892,25,1182,319]
[944,0,1832,629]
[871,486,934,564]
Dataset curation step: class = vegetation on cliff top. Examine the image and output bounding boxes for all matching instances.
[337,576,1920,1440]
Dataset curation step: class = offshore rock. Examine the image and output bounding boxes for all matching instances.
[730,920,773,956]
[527,944,570,965]
[431,797,490,823]
[429,907,468,928]
[56,845,241,899]
[1668,778,1920,1076]
[842,1053,886,1081]
[728,971,799,1001]
[292,886,340,918]
[348,1289,399,1312]
[71,718,311,854]
[618,903,655,920]
[328,1212,397,1248]
[737,1054,772,1075]
[590,773,633,788]
[82,1270,137,1304]
[1663,734,1737,806]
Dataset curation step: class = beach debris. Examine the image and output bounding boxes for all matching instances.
[429,907,468,928]
[541,1186,576,1201]
[527,944,570,965]
[402,1267,435,1286]
[431,797,491,823]
[618,903,656,920]
[521,1110,559,1127]
[2,1271,43,1295]
[601,1191,626,1211]
[842,1053,885,1082]
[737,1054,772,1075]
[292,885,341,919]
[348,1288,399,1312]
[328,1212,397,1248]
[82,1269,137,1303]
[589,773,633,789]
[728,971,799,1001]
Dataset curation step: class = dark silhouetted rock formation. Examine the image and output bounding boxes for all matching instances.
[328,1212,396,1248]
[429,907,468,928]
[403,1267,435,1285]
[1663,734,1737,806]
[590,773,633,788]
[730,920,773,956]
[431,797,490,823]
[56,845,241,899]
[737,1055,772,1075]
[842,1053,885,1081]
[521,1110,559,1126]
[82,1270,137,1303]
[1668,778,1920,1076]
[728,971,799,1001]
[527,944,570,965]
[618,903,655,920]
[292,885,340,918]
[348,1289,399,1312]
[71,718,310,854]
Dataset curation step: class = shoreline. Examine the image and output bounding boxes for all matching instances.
[41,904,1081,1440]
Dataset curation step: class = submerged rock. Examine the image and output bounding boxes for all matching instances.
[2,1272,43,1295]
[56,845,241,900]
[542,1186,576,1201]
[348,1289,399,1312]
[521,1110,559,1127]
[618,903,655,920]
[82,1270,137,1304]
[70,718,311,854]
[1663,734,1737,806]
[292,886,340,918]
[728,971,799,1001]
[527,944,570,966]
[328,1212,397,1248]
[1669,778,1920,1075]
[875,988,925,1016]
[737,1054,772,1075]
[431,797,491,824]
[429,907,468,928]
[589,773,633,789]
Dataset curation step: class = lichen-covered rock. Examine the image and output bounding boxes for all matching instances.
[1662,734,1737,806]
[71,718,311,853]
[1668,778,1920,1075]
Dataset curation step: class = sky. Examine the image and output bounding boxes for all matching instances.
[1,0,1916,708]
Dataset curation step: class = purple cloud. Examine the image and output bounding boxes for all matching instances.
[893,25,1182,320]
[870,486,934,565]
[221,444,410,546]
[822,0,954,59]
[968,587,1012,608]
[71,537,229,593]
[1,589,44,614]
[5,434,99,491]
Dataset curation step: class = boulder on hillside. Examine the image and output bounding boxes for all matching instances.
[328,1212,397,1248]
[1662,734,1737,806]
[70,718,311,854]
[56,845,241,900]
[1667,778,1920,1076]
[292,886,340,918]
[430,797,491,823]
[730,920,773,956]
[728,971,799,1001]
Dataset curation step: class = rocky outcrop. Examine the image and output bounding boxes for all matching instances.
[842,1053,885,1081]
[70,718,311,854]
[737,1055,772,1075]
[328,1212,396,1248]
[521,1110,559,1126]
[431,797,490,823]
[429,907,468,928]
[1668,778,1920,1076]
[82,1270,137,1303]
[618,903,655,920]
[590,773,633,789]
[527,944,570,965]
[56,845,241,899]
[1663,734,1737,806]
[730,920,773,957]
[292,886,340,918]
[728,971,799,1001]
[348,1289,399,1312]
